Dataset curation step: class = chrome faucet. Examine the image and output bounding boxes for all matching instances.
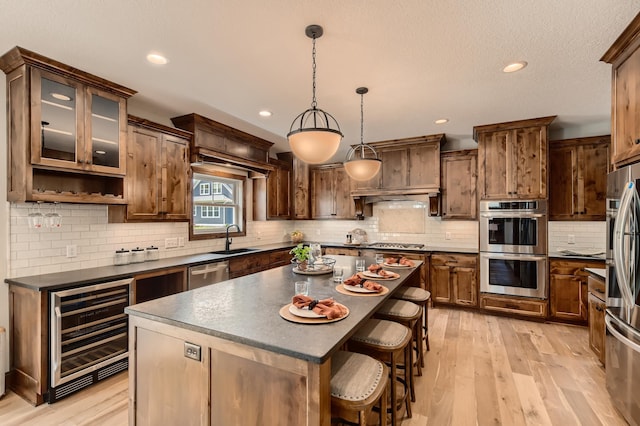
[225,224,240,251]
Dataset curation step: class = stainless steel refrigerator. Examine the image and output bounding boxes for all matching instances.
[607,162,640,425]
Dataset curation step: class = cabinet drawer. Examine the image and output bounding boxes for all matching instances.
[431,253,477,268]
[549,259,604,276]
[324,247,360,256]
[229,254,270,274]
[588,275,606,301]
[269,249,292,267]
[480,294,548,318]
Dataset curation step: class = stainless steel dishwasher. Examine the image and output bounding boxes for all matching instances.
[188,261,230,289]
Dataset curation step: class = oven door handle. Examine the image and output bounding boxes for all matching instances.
[480,213,545,218]
[481,253,546,262]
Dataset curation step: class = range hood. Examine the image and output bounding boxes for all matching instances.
[351,189,440,204]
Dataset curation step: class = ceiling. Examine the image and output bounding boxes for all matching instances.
[1,1,639,161]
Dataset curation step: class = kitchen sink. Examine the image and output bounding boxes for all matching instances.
[210,248,258,255]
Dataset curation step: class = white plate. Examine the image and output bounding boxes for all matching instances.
[362,270,383,278]
[288,304,325,318]
[343,284,378,293]
[362,270,399,280]
[383,262,411,268]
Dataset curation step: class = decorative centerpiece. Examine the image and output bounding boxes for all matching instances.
[290,243,311,271]
[290,243,336,274]
[290,230,304,243]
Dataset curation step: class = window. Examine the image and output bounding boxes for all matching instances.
[200,182,211,196]
[191,169,245,239]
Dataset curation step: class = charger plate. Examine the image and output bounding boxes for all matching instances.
[335,284,389,297]
[279,303,349,324]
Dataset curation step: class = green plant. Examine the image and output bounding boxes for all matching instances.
[289,243,311,262]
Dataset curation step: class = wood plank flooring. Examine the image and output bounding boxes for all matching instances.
[0,307,627,425]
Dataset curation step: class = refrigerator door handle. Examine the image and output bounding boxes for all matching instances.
[614,182,636,308]
[606,313,640,354]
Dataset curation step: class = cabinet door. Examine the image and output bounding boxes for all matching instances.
[588,293,606,364]
[380,147,408,189]
[126,126,162,220]
[478,130,510,199]
[333,167,355,219]
[134,327,209,425]
[453,266,477,306]
[513,126,547,199]
[430,264,452,303]
[579,143,608,220]
[85,86,127,175]
[267,166,291,219]
[612,46,640,166]
[311,168,335,218]
[30,68,84,170]
[290,155,311,219]
[548,145,576,220]
[162,135,190,220]
[408,143,439,189]
[441,150,477,220]
[550,274,586,321]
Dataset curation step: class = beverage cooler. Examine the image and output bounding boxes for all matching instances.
[49,278,132,402]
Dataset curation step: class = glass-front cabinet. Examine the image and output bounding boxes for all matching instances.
[31,68,127,175]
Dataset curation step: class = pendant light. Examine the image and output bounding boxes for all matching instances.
[344,87,381,181]
[287,25,343,164]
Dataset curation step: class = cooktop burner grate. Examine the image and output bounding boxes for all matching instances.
[368,242,425,249]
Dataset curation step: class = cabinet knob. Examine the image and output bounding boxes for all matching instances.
[635,138,640,145]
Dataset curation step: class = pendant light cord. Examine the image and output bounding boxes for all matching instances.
[311,35,317,110]
[359,91,365,158]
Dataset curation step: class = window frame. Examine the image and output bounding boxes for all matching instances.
[190,166,247,241]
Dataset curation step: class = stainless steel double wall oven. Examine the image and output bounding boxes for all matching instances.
[479,200,548,299]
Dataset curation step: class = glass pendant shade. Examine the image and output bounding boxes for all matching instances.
[344,144,382,181]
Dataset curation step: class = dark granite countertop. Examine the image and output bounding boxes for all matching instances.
[126,255,422,364]
[5,239,476,292]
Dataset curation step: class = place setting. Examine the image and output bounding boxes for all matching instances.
[279,280,350,324]
[382,255,416,268]
[335,267,389,296]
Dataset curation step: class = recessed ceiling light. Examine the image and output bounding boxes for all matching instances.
[503,61,528,73]
[434,118,449,124]
[51,92,72,101]
[95,150,106,155]
[259,110,272,117]
[146,53,168,65]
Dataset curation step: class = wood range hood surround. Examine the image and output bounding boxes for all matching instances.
[350,133,447,204]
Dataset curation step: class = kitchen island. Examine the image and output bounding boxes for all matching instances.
[125,255,421,425]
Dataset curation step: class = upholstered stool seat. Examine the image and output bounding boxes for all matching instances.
[348,319,412,426]
[392,287,431,370]
[374,299,422,402]
[331,350,389,426]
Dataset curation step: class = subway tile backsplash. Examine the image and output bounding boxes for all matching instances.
[8,200,607,278]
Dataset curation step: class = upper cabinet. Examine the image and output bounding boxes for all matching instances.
[278,152,311,220]
[253,155,292,221]
[440,149,478,220]
[474,116,555,200]
[601,13,640,167]
[351,134,445,196]
[311,164,356,219]
[109,116,192,222]
[0,46,136,204]
[549,135,610,221]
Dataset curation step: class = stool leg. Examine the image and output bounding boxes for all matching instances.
[415,317,423,376]
[380,383,388,426]
[390,353,398,426]
[425,304,430,352]
[404,342,413,416]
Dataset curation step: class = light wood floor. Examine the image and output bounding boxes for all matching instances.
[0,307,627,425]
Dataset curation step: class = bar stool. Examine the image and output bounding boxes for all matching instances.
[392,287,431,371]
[331,350,389,426]
[347,319,412,426]
[374,299,422,401]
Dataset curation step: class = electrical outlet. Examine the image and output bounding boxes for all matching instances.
[66,244,77,258]
[445,232,452,240]
[178,237,185,247]
[165,237,178,248]
[568,234,576,244]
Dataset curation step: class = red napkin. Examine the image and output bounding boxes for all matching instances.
[368,264,383,273]
[399,257,415,267]
[292,295,348,319]
[378,270,399,278]
[342,274,383,292]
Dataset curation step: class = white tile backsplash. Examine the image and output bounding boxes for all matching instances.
[548,221,606,253]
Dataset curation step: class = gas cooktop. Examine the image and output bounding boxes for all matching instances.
[368,242,425,249]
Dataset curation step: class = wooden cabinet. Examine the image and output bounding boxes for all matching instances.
[278,152,311,219]
[474,116,555,200]
[549,258,604,323]
[351,134,445,196]
[253,157,291,220]
[601,14,640,167]
[440,149,477,220]
[311,164,356,219]
[0,46,136,204]
[588,274,606,364]
[430,253,477,306]
[325,247,361,256]
[133,266,187,304]
[549,136,609,221]
[269,248,293,268]
[109,116,191,222]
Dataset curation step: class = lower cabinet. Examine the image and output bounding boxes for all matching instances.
[325,247,361,256]
[549,259,604,324]
[229,248,294,278]
[479,294,548,318]
[430,253,477,306]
